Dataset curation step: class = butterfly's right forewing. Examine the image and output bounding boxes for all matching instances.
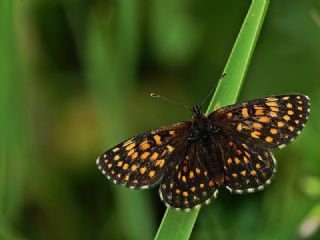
[97,122,191,189]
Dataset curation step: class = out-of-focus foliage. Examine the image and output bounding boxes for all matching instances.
[0,0,319,239]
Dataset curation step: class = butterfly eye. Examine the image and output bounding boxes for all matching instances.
[210,124,220,133]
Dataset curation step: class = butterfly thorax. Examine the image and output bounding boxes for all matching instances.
[190,105,219,140]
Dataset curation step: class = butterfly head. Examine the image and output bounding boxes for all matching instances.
[192,105,205,119]
[192,105,220,135]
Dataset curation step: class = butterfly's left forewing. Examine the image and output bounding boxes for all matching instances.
[210,94,310,149]
[97,122,191,189]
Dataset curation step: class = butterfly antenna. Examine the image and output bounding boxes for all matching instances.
[199,72,227,109]
[150,93,192,110]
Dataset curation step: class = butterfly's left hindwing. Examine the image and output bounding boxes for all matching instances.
[221,135,276,193]
[97,122,191,189]
[159,142,219,210]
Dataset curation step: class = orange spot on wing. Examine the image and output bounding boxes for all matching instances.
[259,116,270,123]
[140,167,147,174]
[288,110,294,115]
[166,145,175,152]
[112,148,120,153]
[140,140,151,150]
[125,143,135,151]
[182,176,187,183]
[169,130,176,136]
[160,149,167,157]
[242,107,249,118]
[283,115,290,121]
[140,152,150,160]
[127,149,135,156]
[270,128,278,134]
[209,180,215,187]
[265,136,273,143]
[153,135,162,145]
[236,149,242,155]
[253,122,263,129]
[150,152,159,161]
[269,111,278,117]
[226,112,233,118]
[123,139,133,147]
[131,164,138,171]
[131,152,138,159]
[250,170,257,176]
[123,163,129,170]
[289,126,295,132]
[251,131,261,138]
[266,102,278,107]
[234,157,241,164]
[255,109,265,115]
[155,159,165,168]
[149,170,155,177]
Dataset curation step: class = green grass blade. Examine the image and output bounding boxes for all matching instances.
[154,0,269,239]
[0,0,27,239]
[207,0,270,113]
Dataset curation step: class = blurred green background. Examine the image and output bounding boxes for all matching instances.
[1,0,320,239]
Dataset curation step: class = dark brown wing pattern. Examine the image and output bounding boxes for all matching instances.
[159,141,220,210]
[210,94,310,150]
[97,122,190,189]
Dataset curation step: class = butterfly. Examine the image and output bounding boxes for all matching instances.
[96,94,310,211]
